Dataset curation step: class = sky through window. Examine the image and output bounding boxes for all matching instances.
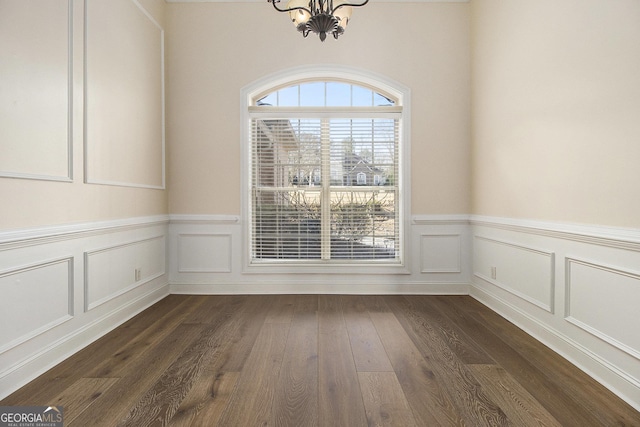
[256,82,395,107]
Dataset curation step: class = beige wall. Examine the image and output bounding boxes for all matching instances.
[6,0,638,230]
[165,2,471,216]
[0,0,167,230]
[471,0,640,228]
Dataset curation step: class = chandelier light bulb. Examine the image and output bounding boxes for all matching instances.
[287,0,311,27]
[333,0,353,29]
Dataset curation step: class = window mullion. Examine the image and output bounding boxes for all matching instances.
[320,118,331,260]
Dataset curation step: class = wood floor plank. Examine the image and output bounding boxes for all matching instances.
[118,297,245,426]
[358,371,418,427]
[181,295,242,324]
[271,295,319,427]
[369,311,464,426]
[119,295,201,330]
[49,377,120,425]
[429,296,612,427]
[343,296,394,372]
[360,295,393,313]
[171,371,239,427]
[264,294,297,324]
[469,364,562,427]
[406,296,494,365]
[170,296,276,425]
[219,296,273,372]
[67,323,205,427]
[216,323,289,426]
[86,298,206,380]
[317,295,368,427]
[387,296,510,425]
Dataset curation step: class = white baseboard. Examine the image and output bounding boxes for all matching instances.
[170,281,470,295]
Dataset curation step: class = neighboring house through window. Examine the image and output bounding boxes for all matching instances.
[242,66,410,269]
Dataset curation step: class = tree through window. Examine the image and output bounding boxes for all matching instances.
[248,79,404,264]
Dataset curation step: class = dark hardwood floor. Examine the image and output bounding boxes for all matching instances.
[2,295,639,426]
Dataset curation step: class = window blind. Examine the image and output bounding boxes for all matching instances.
[250,115,400,263]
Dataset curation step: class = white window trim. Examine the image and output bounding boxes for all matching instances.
[240,65,412,275]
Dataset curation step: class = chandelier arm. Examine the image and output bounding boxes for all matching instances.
[329,0,369,14]
[267,0,312,15]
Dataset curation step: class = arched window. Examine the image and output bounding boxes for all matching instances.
[242,66,410,270]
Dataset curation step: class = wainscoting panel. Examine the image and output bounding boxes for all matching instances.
[85,235,166,311]
[566,257,640,360]
[0,216,169,400]
[470,216,640,412]
[169,215,471,294]
[177,233,232,273]
[473,235,555,312]
[0,257,73,354]
[420,234,462,273]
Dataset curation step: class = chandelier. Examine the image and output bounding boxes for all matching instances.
[267,0,370,42]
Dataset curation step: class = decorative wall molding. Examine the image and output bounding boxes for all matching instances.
[177,233,232,273]
[420,233,462,273]
[84,235,166,311]
[169,214,240,224]
[172,214,466,225]
[0,171,73,184]
[470,215,640,252]
[0,0,74,182]
[565,257,640,361]
[412,214,470,225]
[83,0,165,189]
[0,215,169,250]
[0,257,74,355]
[473,235,555,313]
